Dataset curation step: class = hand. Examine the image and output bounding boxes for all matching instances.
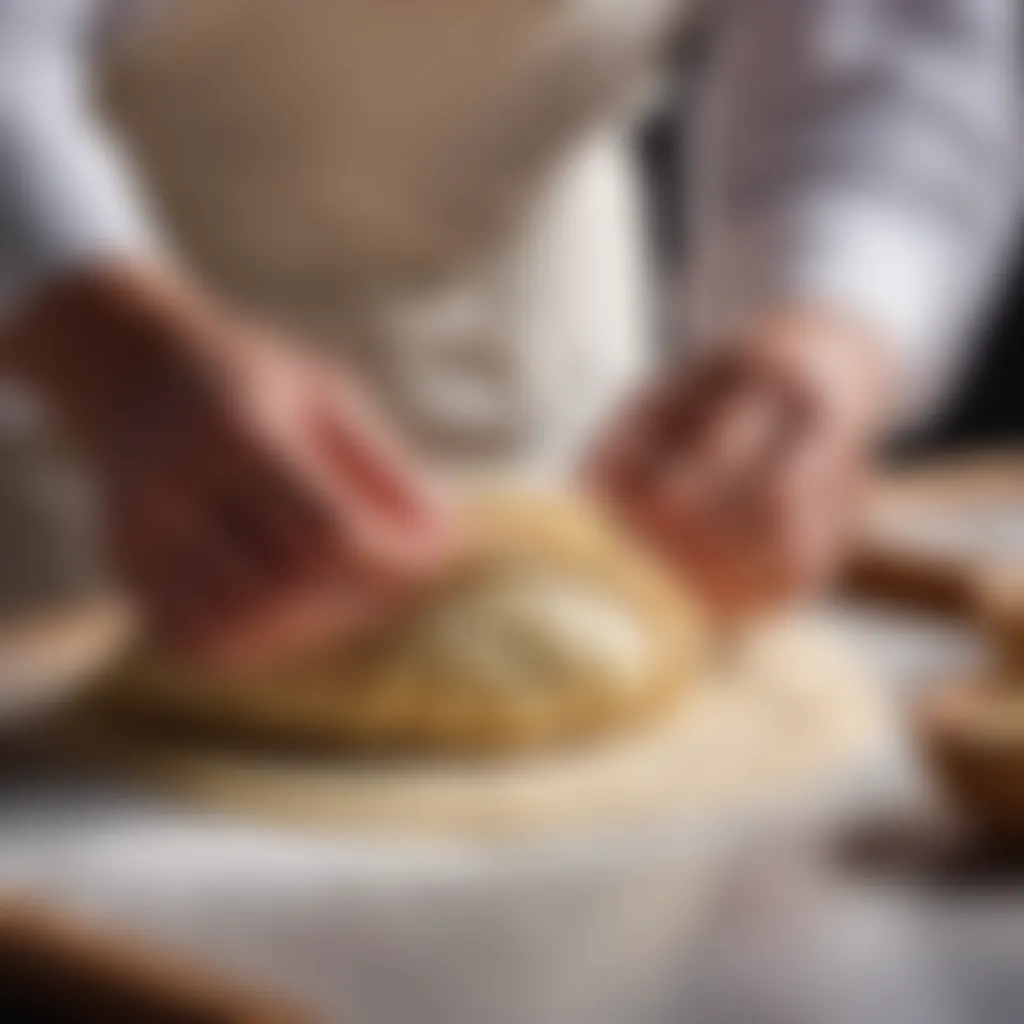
[587,309,891,622]
[5,265,457,670]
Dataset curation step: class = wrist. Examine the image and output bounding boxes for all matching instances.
[725,305,895,445]
[2,263,217,449]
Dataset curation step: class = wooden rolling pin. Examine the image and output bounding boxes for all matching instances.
[918,570,1024,843]
[845,451,1024,616]
[0,899,310,1023]
[977,570,1024,668]
[845,541,983,616]
[844,453,1024,844]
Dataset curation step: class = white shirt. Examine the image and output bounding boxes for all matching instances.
[689,0,1021,422]
[0,0,1019,427]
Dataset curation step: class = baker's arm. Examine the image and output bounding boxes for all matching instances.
[0,0,157,316]
[590,0,1020,618]
[687,0,1021,424]
[0,0,455,668]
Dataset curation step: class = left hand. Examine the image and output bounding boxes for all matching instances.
[586,308,892,622]
[3,264,459,671]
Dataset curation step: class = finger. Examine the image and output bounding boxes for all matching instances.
[184,439,433,665]
[105,444,202,563]
[695,367,827,551]
[695,386,783,486]
[145,547,227,656]
[113,456,294,622]
[307,417,457,582]
[585,412,659,497]
[149,402,340,594]
[758,438,855,604]
[328,466,455,583]
[588,362,710,494]
[214,460,334,586]
[594,357,754,522]
[145,522,269,654]
[196,572,392,675]
[313,379,449,530]
[182,465,414,669]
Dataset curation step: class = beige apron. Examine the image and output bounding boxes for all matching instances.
[0,0,685,615]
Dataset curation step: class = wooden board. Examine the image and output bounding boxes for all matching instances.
[847,449,1024,616]
[0,897,310,1022]
[0,600,132,723]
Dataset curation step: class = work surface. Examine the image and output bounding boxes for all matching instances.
[0,604,1016,1024]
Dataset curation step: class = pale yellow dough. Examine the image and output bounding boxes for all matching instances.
[63,617,885,838]
[73,493,885,839]
[91,491,703,754]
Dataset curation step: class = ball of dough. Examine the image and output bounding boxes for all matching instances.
[92,491,703,754]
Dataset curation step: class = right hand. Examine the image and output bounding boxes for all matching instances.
[4,265,458,671]
[586,308,889,623]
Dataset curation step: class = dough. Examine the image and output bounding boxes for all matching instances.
[91,491,703,754]
[62,617,885,838]
[68,494,884,839]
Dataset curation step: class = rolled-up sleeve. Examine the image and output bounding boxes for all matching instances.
[688,0,1021,423]
[0,0,156,319]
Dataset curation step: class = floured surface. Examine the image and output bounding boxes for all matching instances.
[0,610,897,1024]
[63,617,887,839]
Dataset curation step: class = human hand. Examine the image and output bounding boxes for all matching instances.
[5,265,457,670]
[587,309,891,622]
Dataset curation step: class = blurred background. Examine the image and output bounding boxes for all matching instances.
[916,247,1024,452]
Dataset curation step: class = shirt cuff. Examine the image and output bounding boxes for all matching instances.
[688,193,1003,428]
[0,98,158,320]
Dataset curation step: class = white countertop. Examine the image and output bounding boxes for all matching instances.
[0,602,1009,1023]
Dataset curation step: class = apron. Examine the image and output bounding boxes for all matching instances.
[0,0,686,615]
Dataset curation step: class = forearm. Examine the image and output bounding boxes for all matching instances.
[3,263,215,452]
[687,0,1021,427]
